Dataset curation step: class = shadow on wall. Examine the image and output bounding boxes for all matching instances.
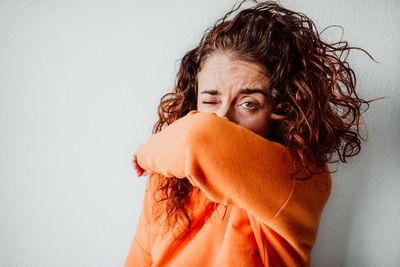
[311,160,369,266]
[311,94,397,266]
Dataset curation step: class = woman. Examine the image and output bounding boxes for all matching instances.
[125,1,374,266]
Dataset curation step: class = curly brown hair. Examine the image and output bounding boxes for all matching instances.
[149,0,378,239]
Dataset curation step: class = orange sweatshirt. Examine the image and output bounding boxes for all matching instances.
[125,110,331,267]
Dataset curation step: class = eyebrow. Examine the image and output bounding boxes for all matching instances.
[200,88,267,96]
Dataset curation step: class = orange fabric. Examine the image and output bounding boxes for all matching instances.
[125,110,331,267]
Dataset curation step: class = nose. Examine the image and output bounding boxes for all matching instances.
[214,102,234,121]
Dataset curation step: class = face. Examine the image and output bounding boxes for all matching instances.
[196,53,273,138]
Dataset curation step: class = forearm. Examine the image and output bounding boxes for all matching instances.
[137,111,295,222]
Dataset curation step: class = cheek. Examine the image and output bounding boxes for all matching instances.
[197,102,207,112]
[197,98,204,111]
[238,113,272,138]
[196,99,201,111]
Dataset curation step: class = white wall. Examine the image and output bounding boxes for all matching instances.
[1,0,398,266]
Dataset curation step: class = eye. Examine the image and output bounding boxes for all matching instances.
[202,101,219,104]
[238,101,259,110]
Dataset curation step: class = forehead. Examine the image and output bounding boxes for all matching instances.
[197,53,269,88]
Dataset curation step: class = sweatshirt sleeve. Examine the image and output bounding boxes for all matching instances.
[124,176,154,267]
[137,110,296,223]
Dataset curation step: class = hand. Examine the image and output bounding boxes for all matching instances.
[133,153,149,177]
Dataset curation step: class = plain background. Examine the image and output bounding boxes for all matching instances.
[1,0,399,266]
